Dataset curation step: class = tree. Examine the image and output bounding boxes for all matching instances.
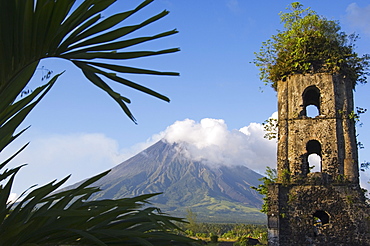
[185,208,200,235]
[251,167,277,213]
[254,2,370,90]
[0,0,197,245]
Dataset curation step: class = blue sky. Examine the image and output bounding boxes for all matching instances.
[4,0,370,197]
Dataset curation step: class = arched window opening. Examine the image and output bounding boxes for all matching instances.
[313,210,329,237]
[306,140,322,173]
[302,86,320,117]
[313,210,330,225]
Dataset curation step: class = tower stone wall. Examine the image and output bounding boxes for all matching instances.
[268,73,370,245]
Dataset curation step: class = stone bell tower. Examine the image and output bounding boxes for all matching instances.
[268,73,370,245]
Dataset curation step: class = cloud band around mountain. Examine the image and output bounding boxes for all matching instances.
[161,117,276,173]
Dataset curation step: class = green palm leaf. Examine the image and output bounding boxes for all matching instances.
[0,0,179,123]
[0,1,196,245]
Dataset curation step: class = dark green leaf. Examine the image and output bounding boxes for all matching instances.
[87,61,179,76]
[63,48,179,60]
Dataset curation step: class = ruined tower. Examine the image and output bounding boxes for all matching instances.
[268,73,370,245]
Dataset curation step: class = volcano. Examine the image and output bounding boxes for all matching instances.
[68,140,266,223]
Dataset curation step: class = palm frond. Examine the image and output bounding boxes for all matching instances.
[0,0,179,123]
[0,1,195,245]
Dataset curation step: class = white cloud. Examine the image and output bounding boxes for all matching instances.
[3,133,152,194]
[346,3,370,36]
[271,111,278,119]
[162,116,277,174]
[4,114,370,196]
[158,115,370,192]
[31,133,121,165]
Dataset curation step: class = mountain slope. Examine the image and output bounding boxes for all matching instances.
[68,140,266,223]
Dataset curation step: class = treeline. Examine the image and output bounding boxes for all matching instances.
[177,222,267,242]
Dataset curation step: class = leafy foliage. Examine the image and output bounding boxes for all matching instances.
[251,167,277,213]
[262,117,278,140]
[221,224,267,240]
[0,74,197,245]
[1,173,194,245]
[0,0,197,245]
[179,222,268,245]
[179,221,267,243]
[0,0,179,123]
[361,161,370,172]
[254,2,370,90]
[185,208,200,234]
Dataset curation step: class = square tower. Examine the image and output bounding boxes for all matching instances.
[268,73,370,245]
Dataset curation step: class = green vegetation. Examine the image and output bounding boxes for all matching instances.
[186,208,201,234]
[251,167,277,213]
[180,220,267,245]
[0,0,179,123]
[262,117,278,140]
[233,235,267,246]
[254,2,370,90]
[338,107,367,125]
[0,0,196,245]
[181,210,267,245]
